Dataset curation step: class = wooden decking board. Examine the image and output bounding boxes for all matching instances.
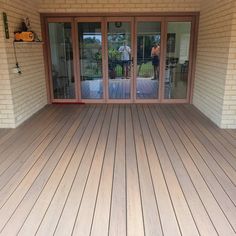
[143,105,199,236]
[0,129,9,140]
[173,106,236,186]
[222,130,236,147]
[156,105,218,236]
[0,106,84,234]
[149,105,203,236]
[30,106,97,236]
[53,106,107,236]
[0,105,56,156]
[131,105,163,236]
[72,106,113,236]
[109,105,127,236]
[0,106,52,148]
[35,106,102,236]
[158,105,236,235]
[0,111,72,208]
[0,107,74,210]
[0,104,235,236]
[186,105,236,147]
[0,107,61,171]
[183,105,236,158]
[90,106,119,236]
[137,105,181,236]
[178,106,236,171]
[226,129,236,139]
[17,105,93,236]
[125,105,145,236]
[165,106,236,206]
[0,106,68,190]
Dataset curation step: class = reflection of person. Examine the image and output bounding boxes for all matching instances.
[119,41,131,79]
[151,42,160,80]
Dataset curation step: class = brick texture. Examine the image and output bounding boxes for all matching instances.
[36,0,201,13]
[0,0,47,128]
[193,0,236,128]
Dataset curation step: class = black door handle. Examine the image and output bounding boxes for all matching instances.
[130,57,134,66]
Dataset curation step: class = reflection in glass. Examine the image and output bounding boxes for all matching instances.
[165,22,191,99]
[108,22,131,99]
[78,22,103,99]
[136,22,161,99]
[49,23,75,99]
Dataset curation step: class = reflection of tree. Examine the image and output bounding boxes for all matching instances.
[83,36,101,44]
[80,36,102,79]
[108,34,126,44]
[108,49,120,60]
[107,34,130,51]
[80,36,101,60]
[108,49,121,79]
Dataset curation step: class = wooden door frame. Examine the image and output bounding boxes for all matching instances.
[41,12,199,104]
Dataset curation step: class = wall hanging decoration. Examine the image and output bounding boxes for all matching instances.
[3,12,10,39]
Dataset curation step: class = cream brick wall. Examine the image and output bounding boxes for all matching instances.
[36,0,201,13]
[193,0,236,128]
[0,0,47,128]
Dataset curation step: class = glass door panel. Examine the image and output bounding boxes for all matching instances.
[107,22,132,99]
[48,22,75,99]
[136,21,161,99]
[164,22,191,99]
[78,22,103,99]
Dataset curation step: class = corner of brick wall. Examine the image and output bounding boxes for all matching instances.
[220,4,236,129]
[193,0,236,129]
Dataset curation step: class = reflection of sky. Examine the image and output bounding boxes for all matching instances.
[83,34,160,43]
[84,35,101,42]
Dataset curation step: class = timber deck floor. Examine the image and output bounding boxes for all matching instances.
[0,104,235,236]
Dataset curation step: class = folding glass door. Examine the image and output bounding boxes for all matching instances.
[135,18,162,102]
[163,18,193,102]
[46,16,195,103]
[77,18,104,101]
[47,18,77,102]
[107,18,134,101]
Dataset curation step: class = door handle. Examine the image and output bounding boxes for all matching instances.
[131,57,134,67]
